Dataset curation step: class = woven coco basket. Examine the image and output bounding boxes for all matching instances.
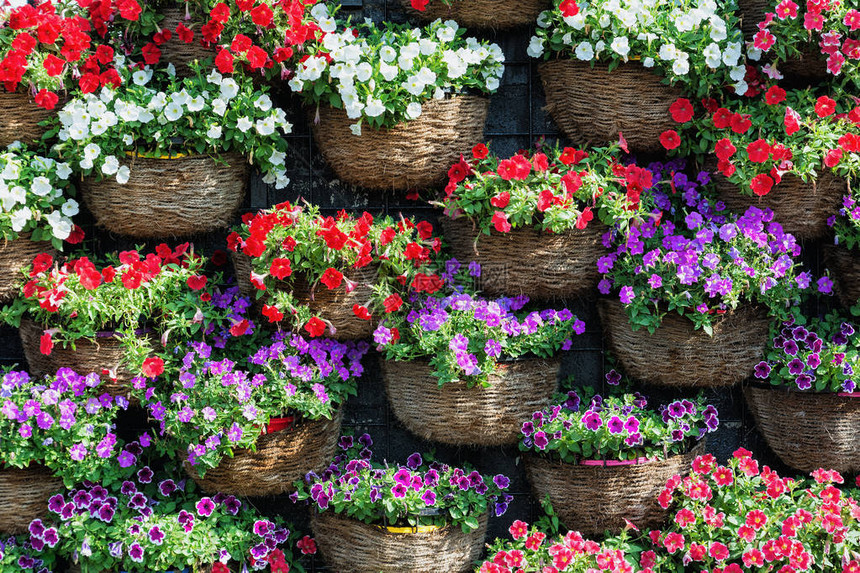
[311,510,488,573]
[598,299,769,388]
[398,0,548,29]
[157,7,214,75]
[745,386,860,474]
[539,60,682,153]
[188,408,343,496]
[440,217,605,300]
[81,153,249,238]
[712,169,845,240]
[382,356,559,446]
[311,95,488,191]
[823,243,860,308]
[0,236,54,304]
[0,89,55,148]
[19,319,142,396]
[0,465,63,534]
[524,443,702,537]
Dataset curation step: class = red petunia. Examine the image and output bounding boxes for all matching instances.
[42,54,65,77]
[559,147,587,166]
[245,45,267,69]
[352,304,371,320]
[320,267,344,290]
[231,34,252,53]
[261,304,283,323]
[251,3,273,27]
[141,42,161,65]
[230,319,249,336]
[784,106,802,135]
[210,2,231,23]
[730,114,752,134]
[142,356,165,378]
[186,275,207,290]
[559,0,579,17]
[472,143,489,160]
[750,173,774,196]
[746,139,771,163]
[40,331,53,356]
[815,95,836,118]
[117,0,141,20]
[825,148,843,167]
[659,130,681,150]
[447,155,472,183]
[715,138,736,161]
[490,192,510,209]
[304,317,326,337]
[712,107,733,129]
[383,293,402,313]
[176,23,194,43]
[669,98,694,123]
[215,48,234,73]
[575,207,593,230]
[764,85,786,105]
[34,89,58,110]
[411,0,430,9]
[492,211,511,233]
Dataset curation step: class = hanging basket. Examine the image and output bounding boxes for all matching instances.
[157,7,215,75]
[398,0,549,30]
[824,243,860,308]
[745,385,860,474]
[524,444,702,537]
[538,60,682,153]
[19,319,144,397]
[382,356,559,446]
[311,95,488,191]
[440,217,605,300]
[311,510,488,573]
[0,89,54,148]
[0,235,54,304]
[0,465,63,534]
[81,153,249,238]
[598,299,769,388]
[712,169,845,240]
[187,408,343,496]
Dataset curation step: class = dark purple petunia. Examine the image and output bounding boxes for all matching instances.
[795,374,813,390]
[788,358,805,375]
[753,361,771,379]
[533,431,549,450]
[195,497,215,517]
[420,490,436,506]
[493,474,510,489]
[406,453,423,470]
[783,339,799,356]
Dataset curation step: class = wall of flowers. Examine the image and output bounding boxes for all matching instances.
[2,0,860,571]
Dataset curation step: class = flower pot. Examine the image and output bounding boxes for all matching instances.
[0,235,54,304]
[745,385,860,473]
[311,95,489,191]
[523,444,702,537]
[440,217,606,300]
[19,318,145,397]
[538,60,682,153]
[187,408,343,496]
[311,510,488,573]
[597,299,769,388]
[0,89,55,148]
[398,0,549,29]
[712,169,845,240]
[157,7,215,76]
[382,356,559,446]
[80,153,249,238]
[823,243,860,308]
[0,464,63,534]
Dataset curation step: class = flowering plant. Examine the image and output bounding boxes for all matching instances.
[528,0,749,96]
[599,161,814,333]
[435,142,619,235]
[0,368,150,487]
[41,465,310,572]
[51,65,292,188]
[227,202,442,337]
[0,534,58,572]
[645,449,860,572]
[0,143,82,248]
[519,380,718,462]
[373,260,585,387]
[755,311,859,393]
[830,190,860,252]
[292,433,512,532]
[289,3,504,131]
[135,326,368,473]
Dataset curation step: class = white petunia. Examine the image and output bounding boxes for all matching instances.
[269,150,286,166]
[55,163,72,180]
[275,172,290,189]
[364,98,385,117]
[61,199,79,217]
[380,45,397,63]
[703,43,722,68]
[101,155,119,175]
[237,117,253,132]
[122,134,134,146]
[164,102,183,121]
[486,77,500,91]
[132,70,151,86]
[349,123,362,136]
[115,165,130,184]
[207,125,222,139]
[288,78,305,92]
[355,62,373,82]
[206,69,223,86]
[672,54,690,76]
[220,79,240,100]
[31,176,53,196]
[68,124,89,141]
[405,102,422,120]
[436,26,455,42]
[526,36,544,58]
[575,41,594,61]
[186,96,206,112]
[10,207,31,232]
[610,36,630,58]
[79,157,94,170]
[379,62,399,81]
[83,143,101,161]
[255,117,275,136]
[418,38,437,56]
[211,98,227,116]
[253,94,272,111]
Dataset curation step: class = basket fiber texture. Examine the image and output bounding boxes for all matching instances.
[539,60,682,153]
[311,510,488,573]
[0,90,54,148]
[398,0,548,29]
[713,170,844,240]
[382,356,559,446]
[188,408,343,496]
[745,386,860,473]
[823,243,860,308]
[440,217,605,299]
[0,236,54,304]
[598,299,769,388]
[0,465,63,534]
[157,8,214,75]
[311,95,488,191]
[524,444,702,537]
[81,153,249,238]
[19,319,141,396]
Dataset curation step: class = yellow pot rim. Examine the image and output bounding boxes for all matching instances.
[380,524,442,534]
[124,150,189,159]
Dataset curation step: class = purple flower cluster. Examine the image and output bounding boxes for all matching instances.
[830,194,860,252]
[0,535,55,572]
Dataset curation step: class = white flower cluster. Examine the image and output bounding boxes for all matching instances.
[55,68,293,189]
[531,0,749,95]
[0,145,78,241]
[289,3,505,131]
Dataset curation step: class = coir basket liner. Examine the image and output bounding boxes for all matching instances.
[0,89,54,148]
[398,0,548,29]
[187,408,343,497]
[311,95,488,191]
[0,235,54,304]
[823,243,860,308]
[539,60,682,153]
[311,510,488,573]
[598,299,769,387]
[157,7,215,75]
[745,385,860,474]
[0,465,63,534]
[524,443,702,537]
[440,217,605,299]
[81,152,249,238]
[382,356,559,446]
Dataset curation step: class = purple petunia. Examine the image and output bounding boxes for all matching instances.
[195,497,215,517]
